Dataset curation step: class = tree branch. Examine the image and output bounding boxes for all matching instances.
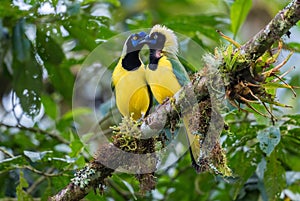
[0,122,69,144]
[241,0,300,61]
[49,0,300,200]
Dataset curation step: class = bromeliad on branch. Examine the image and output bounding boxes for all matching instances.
[217,31,296,123]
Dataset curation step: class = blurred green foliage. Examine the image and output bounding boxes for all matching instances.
[0,0,300,200]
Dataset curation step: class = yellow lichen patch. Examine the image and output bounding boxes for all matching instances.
[110,114,143,152]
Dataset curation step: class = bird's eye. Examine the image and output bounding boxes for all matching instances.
[132,36,138,40]
[153,34,158,39]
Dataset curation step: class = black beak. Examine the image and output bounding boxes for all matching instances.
[138,35,156,45]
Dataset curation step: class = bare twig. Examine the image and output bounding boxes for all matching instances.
[0,122,69,144]
[23,165,68,177]
[27,168,55,194]
[0,147,14,158]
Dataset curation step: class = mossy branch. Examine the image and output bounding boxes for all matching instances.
[49,0,300,200]
[240,0,300,61]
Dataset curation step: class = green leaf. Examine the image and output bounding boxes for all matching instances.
[280,126,300,171]
[126,11,153,30]
[81,132,94,143]
[37,26,74,102]
[264,152,286,200]
[69,139,84,157]
[110,174,139,200]
[41,180,53,201]
[230,0,252,38]
[262,82,294,89]
[63,17,115,51]
[18,171,29,189]
[66,2,81,16]
[62,107,92,121]
[257,126,281,156]
[47,157,76,170]
[178,56,198,73]
[69,131,84,157]
[74,155,86,168]
[52,0,59,7]
[247,103,270,125]
[12,19,30,62]
[0,1,23,19]
[12,19,42,118]
[164,14,228,47]
[0,155,29,172]
[36,28,65,65]
[287,42,300,52]
[44,63,75,102]
[283,114,300,126]
[165,14,227,30]
[230,149,260,199]
[24,150,53,162]
[41,94,58,119]
[51,176,72,191]
[121,180,137,200]
[16,170,33,201]
[83,0,120,7]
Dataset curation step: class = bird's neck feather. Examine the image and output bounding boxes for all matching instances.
[122,50,142,71]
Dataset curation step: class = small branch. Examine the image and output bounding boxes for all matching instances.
[23,165,68,177]
[27,168,55,194]
[0,147,14,158]
[49,182,91,201]
[0,122,69,144]
[240,0,300,61]
[49,144,115,201]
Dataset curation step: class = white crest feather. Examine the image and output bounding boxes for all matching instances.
[150,24,178,56]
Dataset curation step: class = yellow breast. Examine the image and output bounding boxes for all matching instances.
[146,56,181,104]
[112,60,150,120]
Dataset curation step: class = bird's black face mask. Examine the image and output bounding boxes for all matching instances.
[126,31,148,53]
[122,32,147,70]
[139,32,166,59]
[139,32,166,70]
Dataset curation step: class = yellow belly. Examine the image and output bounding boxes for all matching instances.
[146,56,181,104]
[112,62,150,120]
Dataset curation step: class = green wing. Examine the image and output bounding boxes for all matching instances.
[169,58,190,87]
[111,79,115,91]
[178,56,198,73]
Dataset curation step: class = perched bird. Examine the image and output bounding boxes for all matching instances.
[142,25,201,171]
[111,32,151,120]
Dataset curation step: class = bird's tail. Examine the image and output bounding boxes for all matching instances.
[183,116,202,173]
